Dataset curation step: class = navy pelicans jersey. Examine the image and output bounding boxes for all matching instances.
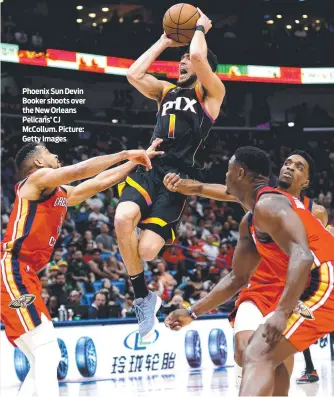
[151,84,215,176]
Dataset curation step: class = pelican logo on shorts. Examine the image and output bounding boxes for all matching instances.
[293,300,315,320]
[9,294,36,309]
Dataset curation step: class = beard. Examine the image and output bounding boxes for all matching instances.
[277,179,291,189]
[177,73,197,88]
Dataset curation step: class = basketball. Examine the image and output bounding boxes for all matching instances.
[163,3,200,43]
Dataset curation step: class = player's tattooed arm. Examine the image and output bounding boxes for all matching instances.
[66,139,164,206]
[165,213,261,330]
[254,194,314,344]
[126,34,182,101]
[163,173,238,202]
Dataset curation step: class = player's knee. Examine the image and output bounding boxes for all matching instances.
[138,240,160,262]
[234,338,247,367]
[115,205,139,236]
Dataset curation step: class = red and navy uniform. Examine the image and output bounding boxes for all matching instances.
[232,186,334,351]
[0,179,68,345]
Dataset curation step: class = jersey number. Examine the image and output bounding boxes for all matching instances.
[168,114,176,139]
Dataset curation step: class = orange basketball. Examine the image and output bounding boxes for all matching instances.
[163,3,200,44]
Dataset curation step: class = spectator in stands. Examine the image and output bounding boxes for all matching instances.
[31,32,43,50]
[203,266,221,292]
[69,250,94,291]
[49,272,70,306]
[156,260,177,289]
[169,294,188,309]
[121,292,135,317]
[202,235,219,262]
[184,265,204,302]
[173,261,193,287]
[57,260,77,291]
[104,256,127,280]
[81,230,97,251]
[40,275,49,288]
[95,223,116,253]
[68,290,81,306]
[88,292,109,319]
[221,221,234,242]
[48,264,60,284]
[48,249,63,267]
[63,212,76,233]
[14,29,28,45]
[88,206,109,227]
[41,288,50,306]
[86,195,104,211]
[162,245,185,268]
[64,241,79,263]
[216,243,233,269]
[148,269,169,300]
[47,296,59,319]
[88,248,113,280]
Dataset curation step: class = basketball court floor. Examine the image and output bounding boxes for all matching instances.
[3,359,333,397]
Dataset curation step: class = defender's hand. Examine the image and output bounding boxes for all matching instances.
[262,311,289,346]
[161,32,188,47]
[196,8,212,34]
[126,150,152,171]
[164,173,200,195]
[165,309,193,331]
[146,138,165,159]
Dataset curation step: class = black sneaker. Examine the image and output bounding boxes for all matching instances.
[296,370,319,384]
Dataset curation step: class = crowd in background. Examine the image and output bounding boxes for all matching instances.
[2,118,334,320]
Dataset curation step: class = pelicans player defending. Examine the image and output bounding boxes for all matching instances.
[1,140,162,397]
[164,150,327,393]
[114,9,225,339]
[165,147,334,396]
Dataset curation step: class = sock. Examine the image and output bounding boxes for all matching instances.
[130,271,148,299]
[303,347,315,372]
[235,362,243,387]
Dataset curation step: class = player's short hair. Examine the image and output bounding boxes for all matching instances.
[15,142,45,171]
[234,146,272,177]
[182,48,218,72]
[288,150,316,184]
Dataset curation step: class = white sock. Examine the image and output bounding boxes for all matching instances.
[235,362,243,388]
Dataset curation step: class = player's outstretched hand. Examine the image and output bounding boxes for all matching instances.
[164,173,199,195]
[146,138,165,159]
[165,309,193,331]
[161,32,188,47]
[262,311,288,346]
[127,150,152,171]
[196,8,212,34]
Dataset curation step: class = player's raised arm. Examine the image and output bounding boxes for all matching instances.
[126,34,184,101]
[66,139,164,206]
[165,213,261,330]
[164,172,237,202]
[29,148,153,191]
[254,194,314,344]
[189,9,225,104]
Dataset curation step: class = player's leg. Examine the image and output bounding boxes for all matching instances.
[115,171,155,298]
[239,325,298,396]
[296,347,319,384]
[18,313,60,397]
[233,301,264,386]
[15,337,36,397]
